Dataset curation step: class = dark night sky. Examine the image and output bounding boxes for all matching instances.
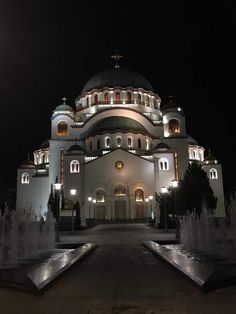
[0,1,235,193]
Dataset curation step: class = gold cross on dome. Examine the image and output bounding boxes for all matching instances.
[111,50,123,68]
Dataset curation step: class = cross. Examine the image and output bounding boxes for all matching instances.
[62,97,67,104]
[111,50,123,68]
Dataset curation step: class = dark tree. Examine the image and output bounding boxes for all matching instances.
[47,184,55,216]
[176,162,217,217]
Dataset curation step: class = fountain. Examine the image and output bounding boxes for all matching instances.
[142,207,236,292]
[0,208,97,295]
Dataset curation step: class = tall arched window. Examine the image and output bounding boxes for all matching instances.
[70,160,80,173]
[104,93,109,103]
[146,139,150,150]
[127,137,133,148]
[138,94,142,103]
[147,95,150,106]
[209,168,218,179]
[138,138,141,149]
[97,139,100,150]
[127,92,132,103]
[86,97,89,106]
[89,141,92,151]
[159,158,169,170]
[57,121,68,136]
[21,173,30,184]
[169,119,180,133]
[114,184,126,196]
[96,189,105,203]
[116,136,122,147]
[115,92,120,102]
[94,94,98,104]
[105,137,111,148]
[135,188,144,202]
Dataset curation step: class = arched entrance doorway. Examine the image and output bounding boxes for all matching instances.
[134,188,145,219]
[114,184,127,220]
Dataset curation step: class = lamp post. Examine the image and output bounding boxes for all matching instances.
[92,199,96,226]
[88,197,92,226]
[53,177,62,242]
[70,189,77,234]
[170,179,179,238]
[161,186,168,232]
[149,195,154,225]
[145,197,149,224]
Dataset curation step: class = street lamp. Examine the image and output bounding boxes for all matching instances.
[70,189,77,234]
[92,199,96,226]
[149,195,154,225]
[145,197,149,223]
[161,186,168,232]
[53,177,62,242]
[88,197,92,226]
[170,179,179,238]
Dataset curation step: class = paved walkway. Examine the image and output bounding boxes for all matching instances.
[1,224,236,313]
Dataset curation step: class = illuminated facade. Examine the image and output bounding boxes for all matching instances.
[16,64,225,224]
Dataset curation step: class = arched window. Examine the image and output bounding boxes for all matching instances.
[97,139,100,150]
[105,137,111,148]
[138,94,141,103]
[135,188,144,202]
[115,92,120,102]
[169,119,180,133]
[138,138,141,149]
[96,189,106,203]
[127,92,132,103]
[116,136,122,147]
[86,97,89,106]
[114,184,126,196]
[209,168,218,179]
[104,92,109,103]
[70,160,80,173]
[147,95,150,106]
[57,121,68,136]
[89,141,92,151]
[159,158,169,170]
[21,173,29,184]
[94,94,98,104]
[127,137,132,148]
[146,139,150,150]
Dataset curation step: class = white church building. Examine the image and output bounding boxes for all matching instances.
[16,58,225,226]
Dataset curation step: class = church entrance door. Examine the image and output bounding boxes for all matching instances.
[95,205,106,220]
[114,200,126,220]
[135,205,145,219]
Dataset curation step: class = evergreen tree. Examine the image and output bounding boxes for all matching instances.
[177,162,217,216]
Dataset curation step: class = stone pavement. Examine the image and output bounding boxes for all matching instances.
[1,223,236,314]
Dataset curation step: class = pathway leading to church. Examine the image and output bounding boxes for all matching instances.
[1,224,236,313]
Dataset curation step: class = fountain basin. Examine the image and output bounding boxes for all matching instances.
[142,240,236,292]
[0,242,97,295]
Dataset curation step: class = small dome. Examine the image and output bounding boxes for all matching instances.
[40,139,49,149]
[187,135,199,146]
[20,159,36,169]
[203,153,218,165]
[81,67,154,93]
[161,96,178,111]
[54,97,74,113]
[88,117,148,136]
[68,144,84,153]
[154,142,170,151]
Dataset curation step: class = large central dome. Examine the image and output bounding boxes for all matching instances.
[82,67,154,93]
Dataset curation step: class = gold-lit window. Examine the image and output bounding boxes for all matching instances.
[135,188,144,202]
[169,119,180,133]
[96,189,105,203]
[57,121,68,136]
[115,92,120,102]
[104,93,109,103]
[114,184,126,196]
[115,160,124,170]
